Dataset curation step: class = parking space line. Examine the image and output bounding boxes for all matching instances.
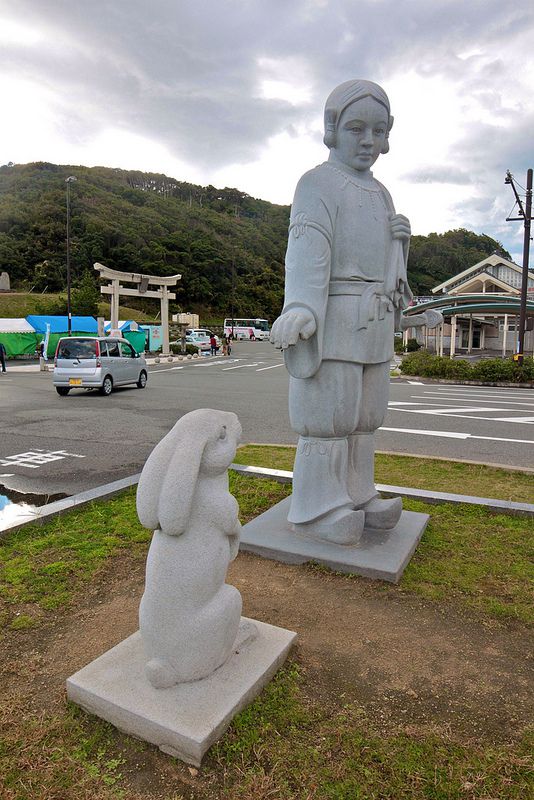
[380,426,534,445]
[256,363,285,372]
[411,394,534,407]
[392,408,533,424]
[222,362,264,371]
[192,360,231,367]
[493,416,534,423]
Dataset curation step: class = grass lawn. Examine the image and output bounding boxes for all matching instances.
[1,471,533,799]
[1,468,533,628]
[235,444,534,504]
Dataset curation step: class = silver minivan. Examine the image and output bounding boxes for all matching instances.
[53,336,147,396]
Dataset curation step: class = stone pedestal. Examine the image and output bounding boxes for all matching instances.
[66,618,296,766]
[240,496,428,583]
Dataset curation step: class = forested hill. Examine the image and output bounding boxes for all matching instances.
[0,161,509,320]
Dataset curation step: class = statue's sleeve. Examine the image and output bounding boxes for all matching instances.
[282,168,334,379]
[378,181,413,329]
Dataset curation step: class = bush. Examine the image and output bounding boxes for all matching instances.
[394,337,422,354]
[170,343,200,356]
[399,352,533,383]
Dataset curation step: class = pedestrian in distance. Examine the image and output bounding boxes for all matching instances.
[209,333,218,356]
[0,341,6,372]
[222,333,228,356]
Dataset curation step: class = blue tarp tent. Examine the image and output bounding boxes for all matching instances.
[26,315,98,357]
[26,315,98,334]
[104,320,137,332]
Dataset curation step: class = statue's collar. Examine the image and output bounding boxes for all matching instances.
[322,161,381,192]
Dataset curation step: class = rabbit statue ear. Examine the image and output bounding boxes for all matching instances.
[137,410,231,537]
[158,417,205,536]
[136,429,178,531]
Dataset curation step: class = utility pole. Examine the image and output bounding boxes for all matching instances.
[505,168,532,364]
[65,175,77,336]
[230,257,236,336]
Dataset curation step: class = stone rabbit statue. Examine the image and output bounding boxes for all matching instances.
[136,409,251,688]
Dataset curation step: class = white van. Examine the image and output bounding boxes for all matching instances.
[53,336,147,396]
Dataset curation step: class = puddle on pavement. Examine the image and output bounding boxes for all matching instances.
[0,485,68,528]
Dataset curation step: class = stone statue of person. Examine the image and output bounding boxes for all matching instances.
[271,79,440,545]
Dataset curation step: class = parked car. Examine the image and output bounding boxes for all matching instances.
[186,329,221,346]
[184,333,211,351]
[53,336,147,396]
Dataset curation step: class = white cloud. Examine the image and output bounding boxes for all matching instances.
[1,0,534,258]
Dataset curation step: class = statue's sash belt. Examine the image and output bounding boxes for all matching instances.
[328,280,393,330]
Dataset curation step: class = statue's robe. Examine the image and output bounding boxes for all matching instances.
[281,161,412,379]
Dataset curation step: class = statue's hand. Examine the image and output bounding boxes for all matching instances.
[270,308,316,349]
[423,309,443,329]
[390,214,411,241]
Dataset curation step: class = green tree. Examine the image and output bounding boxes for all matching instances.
[71,270,100,316]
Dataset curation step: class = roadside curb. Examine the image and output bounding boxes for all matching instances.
[392,375,534,388]
[0,474,141,538]
[2,463,532,541]
[241,445,534,474]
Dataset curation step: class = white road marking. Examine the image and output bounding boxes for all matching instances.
[404,406,509,415]
[420,390,534,403]
[407,380,424,384]
[392,408,529,424]
[0,449,85,469]
[493,416,534,423]
[222,362,264,371]
[381,426,468,439]
[256,363,285,372]
[380,426,534,445]
[192,359,234,367]
[389,401,424,406]
[411,394,534,407]
[0,473,15,478]
[149,366,184,373]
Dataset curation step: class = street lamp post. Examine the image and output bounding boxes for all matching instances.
[65,175,77,335]
[505,169,533,365]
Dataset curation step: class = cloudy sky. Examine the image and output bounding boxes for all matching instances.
[2,0,533,261]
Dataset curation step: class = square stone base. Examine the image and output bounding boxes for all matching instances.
[240,496,428,583]
[66,618,296,766]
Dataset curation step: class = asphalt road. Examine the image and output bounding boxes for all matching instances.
[1,340,533,497]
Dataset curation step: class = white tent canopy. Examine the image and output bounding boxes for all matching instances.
[0,318,36,333]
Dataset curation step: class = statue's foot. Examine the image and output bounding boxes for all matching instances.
[145,658,177,689]
[293,508,365,545]
[362,496,402,530]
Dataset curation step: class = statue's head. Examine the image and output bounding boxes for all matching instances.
[323,79,393,172]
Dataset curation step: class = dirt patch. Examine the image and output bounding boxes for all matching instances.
[2,549,533,797]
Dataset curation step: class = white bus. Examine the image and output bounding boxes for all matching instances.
[223,318,271,341]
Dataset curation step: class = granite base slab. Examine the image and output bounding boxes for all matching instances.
[240,496,429,583]
[66,618,296,766]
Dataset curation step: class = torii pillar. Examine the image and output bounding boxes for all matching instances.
[94,263,181,359]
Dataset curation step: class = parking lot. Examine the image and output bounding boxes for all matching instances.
[1,340,533,498]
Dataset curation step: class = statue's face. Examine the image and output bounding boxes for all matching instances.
[331,96,389,173]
